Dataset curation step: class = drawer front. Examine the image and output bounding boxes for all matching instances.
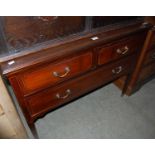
[98,34,144,65]
[26,54,135,117]
[18,52,93,95]
[144,48,155,66]
[139,61,155,82]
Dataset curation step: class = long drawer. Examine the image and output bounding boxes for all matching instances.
[17,51,93,95]
[26,54,136,118]
[97,33,144,65]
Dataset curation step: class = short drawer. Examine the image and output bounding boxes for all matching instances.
[18,51,93,95]
[26,54,135,118]
[97,34,144,65]
[144,48,155,66]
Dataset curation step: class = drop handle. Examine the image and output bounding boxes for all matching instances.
[116,46,129,55]
[53,67,70,78]
[112,66,122,74]
[56,89,71,99]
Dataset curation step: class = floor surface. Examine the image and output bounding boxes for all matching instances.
[34,79,155,139]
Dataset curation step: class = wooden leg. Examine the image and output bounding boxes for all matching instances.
[121,73,132,96]
[28,122,39,139]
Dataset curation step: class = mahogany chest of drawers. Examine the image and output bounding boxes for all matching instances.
[0,17,150,136]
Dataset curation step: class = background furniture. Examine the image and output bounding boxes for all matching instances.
[115,17,155,95]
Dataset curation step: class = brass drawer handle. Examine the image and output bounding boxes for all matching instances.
[112,66,122,74]
[151,52,155,59]
[53,67,70,78]
[56,89,71,99]
[116,46,129,55]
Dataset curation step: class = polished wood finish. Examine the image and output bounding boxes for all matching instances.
[26,54,135,119]
[7,30,148,124]
[0,22,148,74]
[17,51,93,95]
[0,17,150,137]
[97,33,145,65]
